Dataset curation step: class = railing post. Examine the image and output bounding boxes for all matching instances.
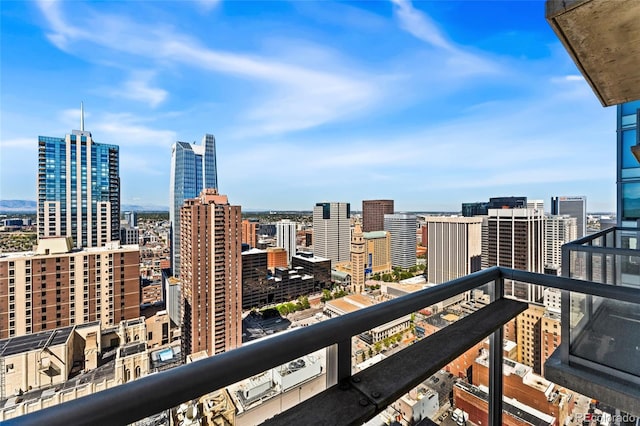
[489,274,504,426]
[326,338,351,387]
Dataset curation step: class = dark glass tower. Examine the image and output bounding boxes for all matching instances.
[169,134,218,277]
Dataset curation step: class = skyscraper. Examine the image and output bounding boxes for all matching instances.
[169,134,218,278]
[545,215,577,274]
[350,220,365,294]
[362,200,394,232]
[38,109,120,248]
[313,202,350,266]
[618,101,640,227]
[0,237,140,339]
[425,216,482,284]
[483,208,545,302]
[551,196,586,237]
[180,189,241,357]
[275,220,297,265]
[384,213,417,269]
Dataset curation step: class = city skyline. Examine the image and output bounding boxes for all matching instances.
[1,1,616,211]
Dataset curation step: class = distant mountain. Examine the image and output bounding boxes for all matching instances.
[0,200,36,212]
[0,200,167,213]
[122,204,168,212]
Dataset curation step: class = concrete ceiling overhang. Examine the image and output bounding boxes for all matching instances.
[546,0,640,107]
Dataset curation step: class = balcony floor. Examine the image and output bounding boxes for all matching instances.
[572,300,640,377]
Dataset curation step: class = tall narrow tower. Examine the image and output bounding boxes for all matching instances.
[180,189,241,357]
[312,202,350,266]
[37,105,120,248]
[350,220,365,294]
[170,134,218,277]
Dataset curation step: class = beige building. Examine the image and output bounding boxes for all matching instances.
[0,317,153,420]
[363,231,392,275]
[425,216,482,284]
[350,221,365,294]
[0,237,140,339]
[515,304,560,375]
[545,215,577,274]
[325,294,410,344]
[180,189,242,357]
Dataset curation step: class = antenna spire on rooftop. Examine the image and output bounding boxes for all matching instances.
[80,101,85,132]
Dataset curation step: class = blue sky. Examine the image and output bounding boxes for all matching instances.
[0,0,617,212]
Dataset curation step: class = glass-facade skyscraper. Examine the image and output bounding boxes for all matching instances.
[37,129,120,248]
[618,100,640,225]
[170,134,218,277]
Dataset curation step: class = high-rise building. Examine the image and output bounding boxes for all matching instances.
[350,221,365,294]
[241,248,269,310]
[363,231,392,276]
[461,202,489,217]
[266,247,288,271]
[0,237,140,339]
[545,215,577,274]
[38,112,120,248]
[180,189,241,357]
[527,200,544,210]
[461,196,527,217]
[291,254,331,290]
[169,134,218,278]
[275,220,297,265]
[483,208,545,302]
[384,213,417,269]
[242,219,258,249]
[313,202,351,266]
[618,101,640,226]
[425,216,482,284]
[551,196,587,238]
[123,211,137,228]
[362,200,394,232]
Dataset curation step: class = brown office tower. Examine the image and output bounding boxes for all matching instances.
[180,189,242,357]
[0,237,140,339]
[362,200,394,232]
[242,219,258,248]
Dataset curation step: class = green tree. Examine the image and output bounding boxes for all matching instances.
[374,342,382,353]
[368,347,374,358]
[321,289,332,302]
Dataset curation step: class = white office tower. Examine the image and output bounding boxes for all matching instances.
[313,202,351,266]
[426,216,483,284]
[545,215,577,275]
[276,220,297,266]
[384,213,417,269]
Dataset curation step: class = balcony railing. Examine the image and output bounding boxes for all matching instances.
[5,266,640,425]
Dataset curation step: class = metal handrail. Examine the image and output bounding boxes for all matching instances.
[6,266,640,425]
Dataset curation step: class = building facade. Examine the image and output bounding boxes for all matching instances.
[312,202,350,266]
[483,208,545,302]
[618,101,640,226]
[169,134,218,278]
[275,220,297,266]
[291,254,331,290]
[38,126,120,248]
[362,200,394,232]
[242,219,258,249]
[384,213,417,269]
[266,247,288,272]
[180,189,241,357]
[0,237,140,339]
[544,215,577,274]
[551,196,586,238]
[363,231,392,276]
[426,216,482,284]
[350,221,365,294]
[241,248,269,310]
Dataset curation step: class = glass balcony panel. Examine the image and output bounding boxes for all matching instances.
[570,297,640,378]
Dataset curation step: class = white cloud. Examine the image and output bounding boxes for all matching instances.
[102,72,168,107]
[195,0,221,12]
[0,137,36,149]
[36,0,383,135]
[92,113,177,147]
[390,0,501,76]
[390,0,452,50]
